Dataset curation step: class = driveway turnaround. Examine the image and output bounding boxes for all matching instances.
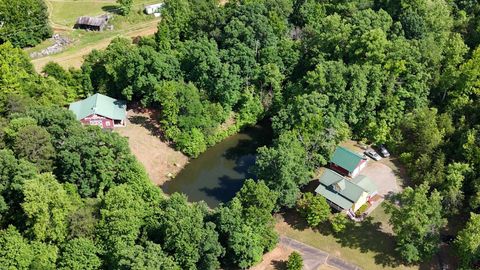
[280,236,362,270]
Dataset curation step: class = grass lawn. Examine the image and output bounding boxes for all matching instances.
[48,0,161,27]
[275,204,439,270]
[29,0,162,71]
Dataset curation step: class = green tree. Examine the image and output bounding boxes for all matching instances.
[441,163,470,215]
[117,0,133,15]
[30,241,58,270]
[56,126,144,197]
[22,173,73,243]
[3,117,37,143]
[297,192,331,227]
[215,196,276,268]
[152,193,223,270]
[385,184,446,263]
[0,226,33,269]
[455,213,480,268]
[0,0,52,47]
[12,125,55,172]
[97,184,146,267]
[0,42,35,108]
[116,241,180,270]
[0,149,37,225]
[286,251,303,270]
[57,237,101,270]
[255,131,312,207]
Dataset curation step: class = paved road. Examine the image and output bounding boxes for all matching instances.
[280,236,362,270]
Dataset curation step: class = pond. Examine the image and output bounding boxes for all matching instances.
[161,125,271,208]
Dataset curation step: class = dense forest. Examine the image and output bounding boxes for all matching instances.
[2,0,480,269]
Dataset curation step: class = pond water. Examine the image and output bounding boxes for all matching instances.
[161,125,271,208]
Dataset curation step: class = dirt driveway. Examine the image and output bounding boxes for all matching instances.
[116,109,188,186]
[361,161,401,198]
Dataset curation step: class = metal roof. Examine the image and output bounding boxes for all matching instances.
[352,175,377,195]
[76,16,107,27]
[330,146,365,173]
[69,93,126,121]
[315,169,377,210]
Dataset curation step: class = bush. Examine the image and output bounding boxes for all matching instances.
[286,251,303,270]
[296,192,331,227]
[330,213,349,233]
[354,203,369,216]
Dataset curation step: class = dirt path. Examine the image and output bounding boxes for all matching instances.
[116,109,188,186]
[250,244,294,270]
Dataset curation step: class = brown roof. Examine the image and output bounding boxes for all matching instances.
[76,16,107,27]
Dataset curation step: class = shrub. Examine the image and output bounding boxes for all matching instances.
[354,203,369,216]
[286,251,303,270]
[330,213,349,233]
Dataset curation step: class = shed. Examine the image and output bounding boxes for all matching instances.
[74,15,110,31]
[144,3,164,15]
[315,169,377,212]
[329,146,367,178]
[69,93,127,129]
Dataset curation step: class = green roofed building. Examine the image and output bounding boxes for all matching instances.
[330,146,367,177]
[69,93,127,129]
[315,169,377,213]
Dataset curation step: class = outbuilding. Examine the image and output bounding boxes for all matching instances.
[74,15,110,31]
[329,146,368,178]
[144,3,164,15]
[69,93,127,129]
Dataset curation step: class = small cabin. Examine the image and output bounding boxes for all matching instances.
[69,93,127,129]
[144,3,164,15]
[74,15,110,31]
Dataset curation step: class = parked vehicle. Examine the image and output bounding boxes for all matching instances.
[378,144,390,157]
[364,149,382,161]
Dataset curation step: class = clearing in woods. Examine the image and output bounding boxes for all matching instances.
[28,0,162,71]
[116,109,188,186]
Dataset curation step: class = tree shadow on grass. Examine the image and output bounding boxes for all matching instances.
[281,209,310,231]
[271,260,287,270]
[329,216,404,267]
[129,115,166,140]
[282,210,405,268]
[102,5,121,14]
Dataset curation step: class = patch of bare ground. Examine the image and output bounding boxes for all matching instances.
[115,108,188,186]
[250,244,294,270]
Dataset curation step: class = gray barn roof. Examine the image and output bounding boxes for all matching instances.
[76,16,107,27]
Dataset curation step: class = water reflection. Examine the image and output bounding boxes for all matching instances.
[161,125,271,208]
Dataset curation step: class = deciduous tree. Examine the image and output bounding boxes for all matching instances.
[386,184,446,263]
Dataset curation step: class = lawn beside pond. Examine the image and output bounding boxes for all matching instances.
[275,204,440,270]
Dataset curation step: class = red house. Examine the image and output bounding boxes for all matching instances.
[69,93,127,129]
[329,146,368,178]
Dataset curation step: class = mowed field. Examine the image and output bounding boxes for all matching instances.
[28,0,162,71]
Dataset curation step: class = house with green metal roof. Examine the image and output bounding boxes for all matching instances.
[315,169,377,213]
[330,146,367,177]
[69,93,127,129]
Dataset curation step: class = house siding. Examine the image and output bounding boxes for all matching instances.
[80,114,114,129]
[330,163,349,176]
[352,191,369,212]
